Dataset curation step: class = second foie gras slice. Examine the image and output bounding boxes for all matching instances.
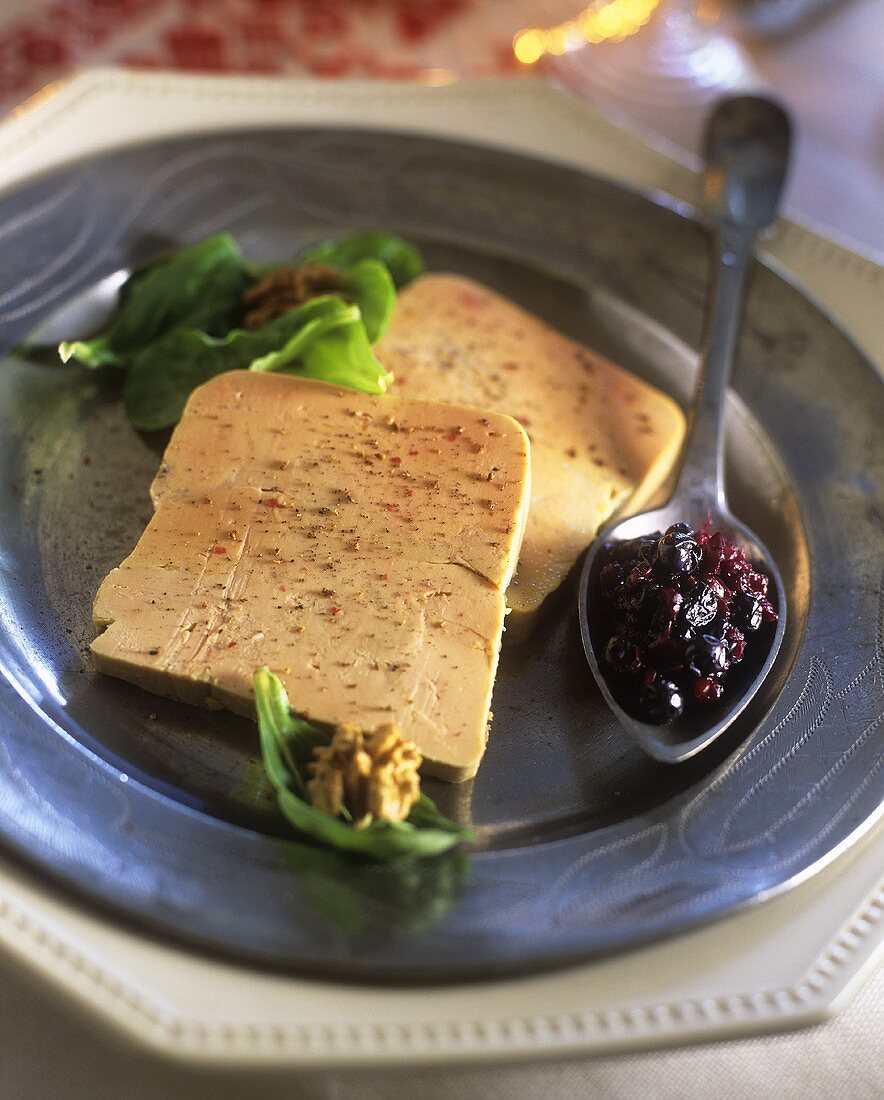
[92,372,531,780]
[375,274,685,639]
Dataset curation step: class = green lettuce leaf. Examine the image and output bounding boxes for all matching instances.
[244,257,395,343]
[248,256,395,362]
[124,296,361,431]
[253,668,470,862]
[248,303,360,373]
[343,258,396,342]
[292,315,393,393]
[254,667,327,799]
[59,231,420,430]
[299,232,424,289]
[59,234,248,368]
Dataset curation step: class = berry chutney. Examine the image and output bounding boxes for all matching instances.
[595,521,778,725]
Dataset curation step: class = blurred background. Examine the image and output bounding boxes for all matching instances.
[0,0,880,256]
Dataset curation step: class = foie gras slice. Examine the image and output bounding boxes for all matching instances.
[92,372,531,781]
[375,274,685,640]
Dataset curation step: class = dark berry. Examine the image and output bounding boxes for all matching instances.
[733,592,763,632]
[722,558,749,587]
[599,561,625,597]
[656,528,702,577]
[701,573,732,612]
[626,561,653,586]
[595,522,777,725]
[651,586,684,635]
[631,535,661,563]
[647,635,683,673]
[722,540,746,565]
[686,633,730,677]
[737,567,769,598]
[603,635,641,675]
[669,620,695,647]
[615,562,658,617]
[681,583,719,630]
[702,531,726,572]
[725,625,747,661]
[615,585,645,616]
[611,535,659,565]
[659,586,684,619]
[692,677,725,705]
[639,678,685,724]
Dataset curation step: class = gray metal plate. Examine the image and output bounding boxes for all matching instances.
[0,130,881,979]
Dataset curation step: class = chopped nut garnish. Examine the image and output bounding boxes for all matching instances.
[243,263,350,329]
[307,722,422,828]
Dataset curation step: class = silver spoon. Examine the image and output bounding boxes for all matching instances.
[578,95,791,763]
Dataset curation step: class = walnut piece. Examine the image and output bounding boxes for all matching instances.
[243,263,350,329]
[307,722,422,828]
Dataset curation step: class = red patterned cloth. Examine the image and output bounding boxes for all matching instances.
[0,0,531,117]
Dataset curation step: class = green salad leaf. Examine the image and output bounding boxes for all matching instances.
[254,667,327,799]
[253,668,470,862]
[248,258,395,347]
[59,234,248,369]
[247,302,361,374]
[343,258,396,342]
[59,231,422,430]
[294,313,392,393]
[234,756,469,937]
[299,232,424,289]
[124,296,387,431]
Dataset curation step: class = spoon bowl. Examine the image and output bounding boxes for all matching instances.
[578,95,792,762]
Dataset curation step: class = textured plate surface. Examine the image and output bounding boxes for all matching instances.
[0,129,881,979]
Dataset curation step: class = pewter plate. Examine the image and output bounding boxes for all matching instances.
[0,130,881,980]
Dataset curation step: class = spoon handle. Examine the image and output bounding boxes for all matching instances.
[672,221,754,516]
